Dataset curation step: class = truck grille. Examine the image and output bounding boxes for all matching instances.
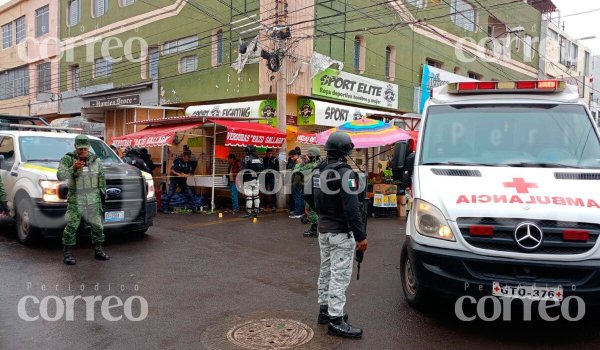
[457,217,600,255]
[105,178,145,200]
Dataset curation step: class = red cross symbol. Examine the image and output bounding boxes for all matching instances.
[503,178,538,194]
[494,285,500,292]
[556,291,562,298]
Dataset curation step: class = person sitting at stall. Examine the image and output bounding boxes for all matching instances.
[162,152,199,214]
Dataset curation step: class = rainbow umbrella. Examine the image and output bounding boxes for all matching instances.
[316,118,410,149]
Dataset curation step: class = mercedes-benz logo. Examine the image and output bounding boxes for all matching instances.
[514,222,543,251]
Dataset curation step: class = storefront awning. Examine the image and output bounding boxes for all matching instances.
[110,121,204,148]
[210,119,286,148]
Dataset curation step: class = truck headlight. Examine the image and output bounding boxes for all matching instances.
[414,199,455,241]
[142,172,155,199]
[39,180,64,202]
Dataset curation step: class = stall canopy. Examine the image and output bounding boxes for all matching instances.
[210,119,286,148]
[111,121,204,148]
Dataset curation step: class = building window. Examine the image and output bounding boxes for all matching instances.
[37,62,51,93]
[0,66,29,100]
[148,46,159,79]
[217,30,223,65]
[93,0,108,18]
[468,71,482,80]
[426,58,443,69]
[548,29,559,41]
[15,16,25,44]
[584,51,590,76]
[95,58,112,78]
[35,5,49,37]
[2,24,12,49]
[120,0,135,6]
[514,32,521,52]
[524,34,533,62]
[385,45,396,80]
[179,56,198,74]
[453,66,461,74]
[69,65,80,90]
[451,0,476,32]
[407,0,426,9]
[68,0,81,27]
[162,36,198,55]
[354,35,365,73]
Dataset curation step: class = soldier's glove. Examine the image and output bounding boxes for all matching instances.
[355,250,364,280]
[0,201,9,215]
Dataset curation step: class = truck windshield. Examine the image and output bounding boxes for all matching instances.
[421,104,600,169]
[19,136,122,164]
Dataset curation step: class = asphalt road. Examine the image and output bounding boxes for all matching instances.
[1,212,600,350]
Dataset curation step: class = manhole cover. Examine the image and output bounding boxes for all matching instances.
[227,318,314,349]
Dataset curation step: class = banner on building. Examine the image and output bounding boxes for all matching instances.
[419,65,477,113]
[312,68,399,109]
[297,98,398,127]
[185,99,278,127]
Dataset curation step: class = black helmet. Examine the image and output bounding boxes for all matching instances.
[244,145,257,154]
[324,132,354,156]
[125,147,140,157]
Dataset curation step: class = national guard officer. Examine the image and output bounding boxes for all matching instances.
[308,131,367,338]
[241,145,264,218]
[296,147,321,237]
[0,174,8,216]
[57,135,110,265]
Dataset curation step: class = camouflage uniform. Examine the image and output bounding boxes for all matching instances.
[294,159,319,225]
[57,137,106,246]
[0,175,8,214]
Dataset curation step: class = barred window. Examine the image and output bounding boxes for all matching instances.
[0,66,29,100]
[148,46,159,79]
[93,0,108,18]
[95,58,112,78]
[451,0,476,32]
[162,36,198,55]
[68,0,81,27]
[2,24,11,49]
[15,16,25,44]
[35,5,49,37]
[37,62,51,93]
[179,56,198,74]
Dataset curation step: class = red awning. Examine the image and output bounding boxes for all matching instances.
[210,119,286,148]
[110,121,204,148]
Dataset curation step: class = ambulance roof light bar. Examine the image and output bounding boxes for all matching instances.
[447,80,566,94]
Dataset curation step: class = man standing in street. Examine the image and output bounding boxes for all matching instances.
[296,147,321,236]
[286,150,300,214]
[290,150,305,219]
[307,131,367,338]
[262,148,279,212]
[57,135,110,265]
[163,152,199,213]
[227,153,242,213]
[0,174,9,217]
[241,146,263,218]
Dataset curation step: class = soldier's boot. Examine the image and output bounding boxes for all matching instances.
[63,246,76,265]
[327,317,362,338]
[303,224,318,238]
[242,211,253,218]
[318,305,348,324]
[94,244,110,261]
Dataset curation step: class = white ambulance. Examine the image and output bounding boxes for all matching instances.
[399,80,600,308]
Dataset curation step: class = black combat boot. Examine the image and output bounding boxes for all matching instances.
[94,244,110,261]
[318,305,348,324]
[303,224,318,238]
[63,246,76,265]
[327,316,362,338]
[242,211,253,218]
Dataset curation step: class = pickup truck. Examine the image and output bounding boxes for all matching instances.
[0,127,157,244]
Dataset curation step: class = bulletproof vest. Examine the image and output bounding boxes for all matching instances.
[71,156,101,191]
[245,155,264,173]
[173,159,191,174]
[312,161,365,214]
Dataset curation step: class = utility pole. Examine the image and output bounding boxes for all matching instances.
[275,0,288,209]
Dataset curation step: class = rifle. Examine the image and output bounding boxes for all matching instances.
[355,172,369,280]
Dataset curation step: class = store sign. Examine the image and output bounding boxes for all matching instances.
[297,98,397,127]
[185,100,278,126]
[419,65,476,113]
[313,68,399,108]
[90,94,140,108]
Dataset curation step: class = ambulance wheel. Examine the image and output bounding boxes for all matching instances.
[400,244,430,310]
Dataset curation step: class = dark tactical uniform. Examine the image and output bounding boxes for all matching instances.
[164,156,197,212]
[0,175,8,215]
[308,131,366,339]
[57,135,109,265]
[241,146,264,217]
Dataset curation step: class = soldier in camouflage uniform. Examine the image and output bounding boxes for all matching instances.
[295,147,321,237]
[57,135,110,265]
[307,132,367,339]
[0,175,9,216]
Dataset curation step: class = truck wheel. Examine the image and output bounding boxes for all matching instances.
[16,198,39,245]
[400,244,430,310]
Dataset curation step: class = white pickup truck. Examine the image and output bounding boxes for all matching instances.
[0,123,157,244]
[395,80,600,308]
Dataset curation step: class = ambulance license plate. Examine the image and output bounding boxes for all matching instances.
[492,282,563,301]
[105,211,125,223]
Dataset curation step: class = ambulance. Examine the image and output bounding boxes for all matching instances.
[398,80,600,308]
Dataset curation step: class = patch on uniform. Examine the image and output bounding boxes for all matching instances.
[348,178,357,189]
[313,176,321,189]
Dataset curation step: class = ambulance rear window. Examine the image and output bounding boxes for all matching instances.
[421,104,600,169]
